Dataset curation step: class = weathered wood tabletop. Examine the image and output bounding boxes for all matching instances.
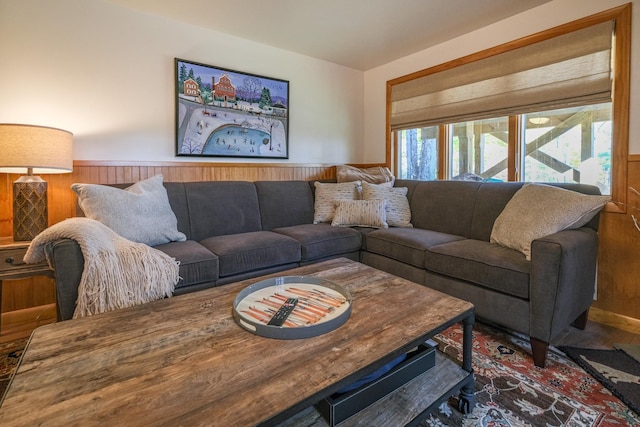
[0,258,473,426]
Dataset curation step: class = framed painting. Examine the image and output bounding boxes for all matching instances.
[175,58,289,159]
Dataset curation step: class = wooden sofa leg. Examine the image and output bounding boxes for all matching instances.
[530,338,549,368]
[571,309,589,330]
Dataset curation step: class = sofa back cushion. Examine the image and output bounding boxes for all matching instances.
[393,179,421,203]
[409,181,482,237]
[163,182,191,238]
[470,182,524,241]
[182,181,262,241]
[397,180,603,242]
[255,181,315,230]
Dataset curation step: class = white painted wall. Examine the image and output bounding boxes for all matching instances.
[1,0,636,165]
[363,0,640,163]
[0,0,364,163]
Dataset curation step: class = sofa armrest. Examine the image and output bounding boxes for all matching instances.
[529,227,598,342]
[44,239,84,321]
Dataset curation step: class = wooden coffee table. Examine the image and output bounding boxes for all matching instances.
[0,258,474,426]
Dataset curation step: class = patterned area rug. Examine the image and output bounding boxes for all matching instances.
[0,338,29,399]
[614,344,640,364]
[424,323,640,427]
[560,347,640,417]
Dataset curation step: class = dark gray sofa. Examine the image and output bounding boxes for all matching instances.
[44,179,602,368]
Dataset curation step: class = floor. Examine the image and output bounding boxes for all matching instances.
[0,304,56,344]
[552,318,640,348]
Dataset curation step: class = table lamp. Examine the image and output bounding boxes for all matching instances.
[0,124,73,241]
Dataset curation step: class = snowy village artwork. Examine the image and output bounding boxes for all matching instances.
[175,59,289,159]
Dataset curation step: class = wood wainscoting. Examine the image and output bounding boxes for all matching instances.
[1,159,639,333]
[592,154,640,333]
[0,161,345,317]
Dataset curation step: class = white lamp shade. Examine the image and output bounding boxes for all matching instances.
[0,123,73,174]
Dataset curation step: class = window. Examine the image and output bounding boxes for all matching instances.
[397,103,613,194]
[397,126,439,180]
[449,117,509,182]
[522,104,612,193]
[389,5,630,204]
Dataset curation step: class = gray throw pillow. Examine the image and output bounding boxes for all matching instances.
[490,183,609,260]
[71,174,186,246]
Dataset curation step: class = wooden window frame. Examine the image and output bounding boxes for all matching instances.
[386,4,631,212]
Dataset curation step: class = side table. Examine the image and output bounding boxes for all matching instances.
[0,237,54,334]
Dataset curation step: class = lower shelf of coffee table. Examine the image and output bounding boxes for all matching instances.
[278,351,474,427]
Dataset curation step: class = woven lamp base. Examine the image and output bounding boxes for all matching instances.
[13,176,48,241]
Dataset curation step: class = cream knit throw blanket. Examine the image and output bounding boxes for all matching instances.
[24,217,180,319]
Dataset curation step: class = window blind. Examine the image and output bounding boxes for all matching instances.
[390,21,614,131]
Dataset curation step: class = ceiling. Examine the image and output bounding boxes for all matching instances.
[108,0,552,71]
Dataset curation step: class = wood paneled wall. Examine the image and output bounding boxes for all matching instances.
[1,161,340,238]
[2,160,639,332]
[592,155,640,330]
[0,161,340,313]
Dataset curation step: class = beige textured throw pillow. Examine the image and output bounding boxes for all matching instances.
[313,181,362,223]
[331,200,388,228]
[361,181,412,227]
[72,174,186,246]
[336,165,395,186]
[490,183,609,260]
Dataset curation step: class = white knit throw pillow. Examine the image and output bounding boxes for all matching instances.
[72,174,186,246]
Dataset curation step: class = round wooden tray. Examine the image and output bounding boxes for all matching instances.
[233,276,352,339]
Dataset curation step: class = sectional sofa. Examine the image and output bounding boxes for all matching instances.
[43,176,606,367]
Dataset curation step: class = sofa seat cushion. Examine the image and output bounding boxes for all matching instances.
[154,240,219,290]
[366,228,465,268]
[272,223,362,262]
[200,231,300,277]
[425,239,531,299]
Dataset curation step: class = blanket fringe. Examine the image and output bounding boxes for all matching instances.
[25,217,180,318]
[75,245,179,318]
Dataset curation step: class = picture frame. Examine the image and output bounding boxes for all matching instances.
[175,58,289,159]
